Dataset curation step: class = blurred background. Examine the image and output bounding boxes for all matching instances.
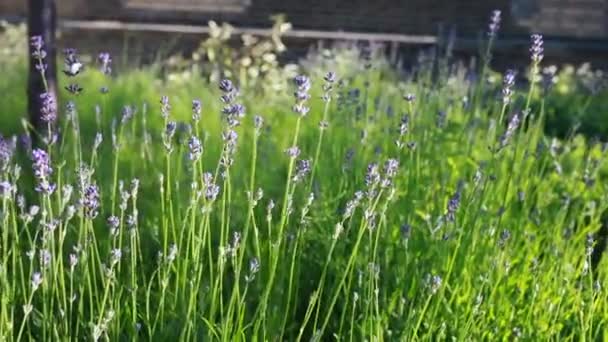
[1,0,608,67]
[1,0,607,140]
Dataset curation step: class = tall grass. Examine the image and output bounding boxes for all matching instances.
[1,14,608,341]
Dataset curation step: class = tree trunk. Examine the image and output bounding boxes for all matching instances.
[28,0,57,139]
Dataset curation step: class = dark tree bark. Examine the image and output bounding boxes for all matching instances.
[28,0,57,140]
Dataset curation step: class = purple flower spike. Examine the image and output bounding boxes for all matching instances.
[30,36,44,52]
[30,36,47,73]
[32,148,55,195]
[502,70,516,105]
[219,79,234,93]
[293,159,311,183]
[488,10,502,37]
[292,75,311,116]
[192,99,202,122]
[98,52,112,75]
[0,135,16,171]
[530,34,544,64]
[40,93,57,123]
[82,184,100,219]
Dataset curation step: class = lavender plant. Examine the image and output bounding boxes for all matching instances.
[0,11,608,341]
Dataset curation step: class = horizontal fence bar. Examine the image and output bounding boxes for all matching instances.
[58,19,439,44]
[3,16,607,52]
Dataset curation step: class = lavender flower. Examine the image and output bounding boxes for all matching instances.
[249,257,260,274]
[285,146,301,159]
[107,215,120,236]
[530,34,544,64]
[502,70,516,105]
[32,148,55,195]
[396,114,410,148]
[165,122,177,145]
[430,274,442,294]
[30,36,44,56]
[267,199,275,217]
[93,132,103,151]
[167,244,178,263]
[488,10,501,37]
[82,184,100,219]
[65,205,76,221]
[383,158,399,178]
[40,92,57,122]
[192,99,202,122]
[131,178,140,198]
[293,159,311,183]
[44,219,59,234]
[110,248,122,265]
[121,105,134,124]
[365,163,381,188]
[324,71,336,84]
[69,253,78,270]
[30,36,47,73]
[254,115,264,131]
[160,96,171,119]
[446,186,462,222]
[0,181,12,199]
[202,172,220,201]
[219,79,234,93]
[220,130,238,169]
[245,257,260,282]
[343,191,364,219]
[65,83,83,95]
[125,214,137,229]
[222,104,246,125]
[0,135,16,172]
[31,272,43,291]
[65,101,77,123]
[293,75,311,116]
[188,136,202,161]
[322,71,337,100]
[294,75,311,92]
[381,158,400,188]
[219,79,245,127]
[499,113,521,149]
[63,48,83,77]
[231,231,242,252]
[98,52,112,75]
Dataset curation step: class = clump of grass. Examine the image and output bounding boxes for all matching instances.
[1,11,608,341]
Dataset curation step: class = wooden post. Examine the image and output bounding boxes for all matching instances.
[28,0,57,137]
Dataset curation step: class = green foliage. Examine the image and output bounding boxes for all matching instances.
[541,64,608,139]
[163,15,297,94]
